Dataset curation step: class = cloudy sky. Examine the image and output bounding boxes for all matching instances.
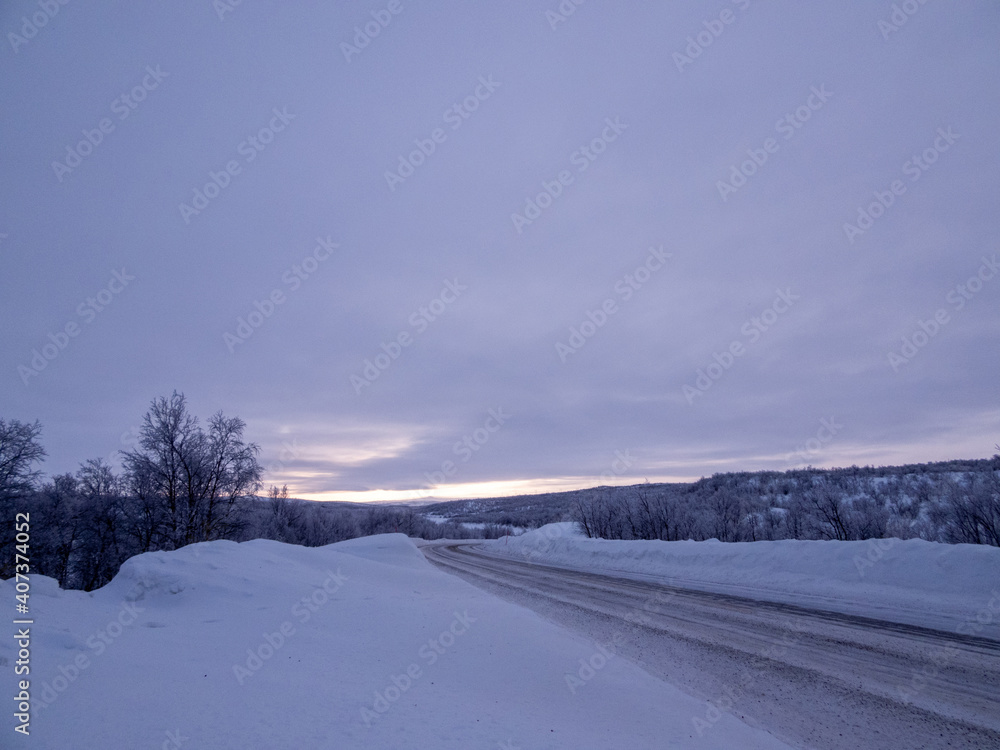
[2,1,998,502]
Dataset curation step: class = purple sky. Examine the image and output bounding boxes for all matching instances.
[2,1,998,502]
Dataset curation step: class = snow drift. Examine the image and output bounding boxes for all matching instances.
[1,534,794,750]
[487,523,1000,639]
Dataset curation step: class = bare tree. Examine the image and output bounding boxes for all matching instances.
[266,484,304,542]
[571,496,594,538]
[73,459,130,590]
[0,419,47,578]
[805,483,852,541]
[0,418,46,503]
[939,471,1000,546]
[198,410,262,541]
[121,392,262,550]
[29,473,80,587]
[850,482,889,540]
[708,487,744,542]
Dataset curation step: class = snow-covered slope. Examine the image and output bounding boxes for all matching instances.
[486,523,1000,638]
[2,535,793,750]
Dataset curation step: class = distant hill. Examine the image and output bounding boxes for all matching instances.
[417,456,1000,540]
[418,483,684,528]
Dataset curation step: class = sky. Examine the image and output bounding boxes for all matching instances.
[1,1,998,503]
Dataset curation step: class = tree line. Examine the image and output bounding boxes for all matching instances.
[0,393,507,590]
[4,395,995,592]
[572,458,1000,546]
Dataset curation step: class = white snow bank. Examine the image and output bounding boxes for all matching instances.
[486,524,1000,639]
[1,534,793,750]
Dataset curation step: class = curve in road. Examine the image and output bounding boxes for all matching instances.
[424,542,1000,750]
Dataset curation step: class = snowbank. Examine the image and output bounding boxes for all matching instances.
[487,523,1000,638]
[1,534,792,749]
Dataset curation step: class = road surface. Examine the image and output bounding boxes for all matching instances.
[423,542,1000,750]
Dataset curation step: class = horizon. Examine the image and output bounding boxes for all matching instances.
[16,415,998,505]
[2,2,998,504]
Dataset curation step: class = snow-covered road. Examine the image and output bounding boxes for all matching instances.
[424,542,1000,750]
[6,535,799,749]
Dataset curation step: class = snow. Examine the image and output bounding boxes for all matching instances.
[422,514,492,530]
[487,523,1000,639]
[2,534,794,749]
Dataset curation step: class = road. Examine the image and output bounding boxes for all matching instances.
[423,542,1000,750]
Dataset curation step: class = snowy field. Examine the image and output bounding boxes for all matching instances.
[486,523,1000,639]
[2,534,794,750]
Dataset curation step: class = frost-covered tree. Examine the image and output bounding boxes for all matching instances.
[0,419,46,578]
[937,469,1000,546]
[73,459,131,590]
[0,418,45,504]
[121,392,262,550]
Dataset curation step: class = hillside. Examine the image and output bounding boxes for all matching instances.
[419,456,1000,545]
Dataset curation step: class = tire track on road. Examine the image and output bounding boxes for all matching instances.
[424,543,1000,750]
